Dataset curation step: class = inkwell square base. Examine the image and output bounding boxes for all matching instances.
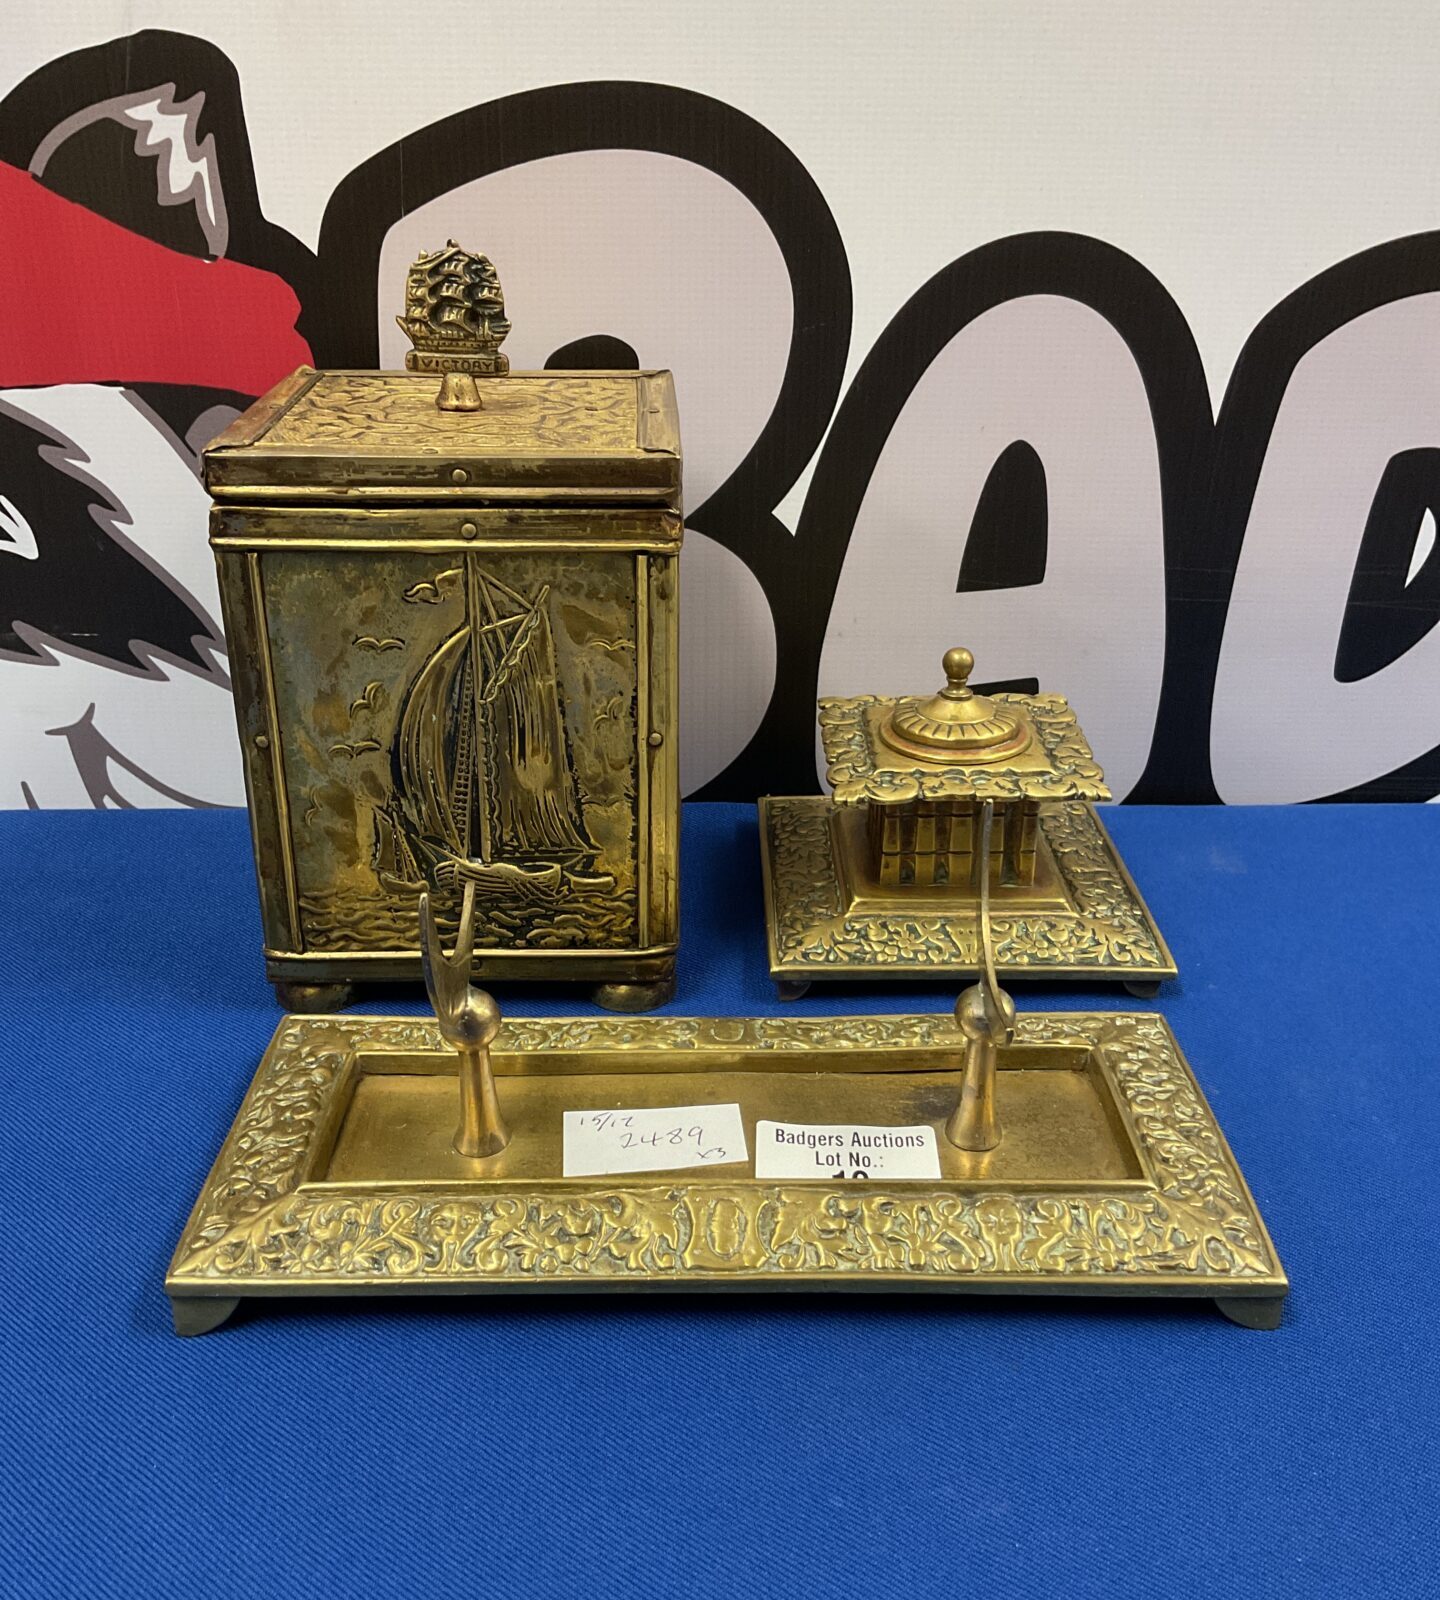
[759,795,1177,994]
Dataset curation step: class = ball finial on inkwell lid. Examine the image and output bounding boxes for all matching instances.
[880,644,1032,763]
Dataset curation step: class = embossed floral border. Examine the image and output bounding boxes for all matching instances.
[168,1012,1282,1300]
[761,796,1176,976]
[820,693,1110,805]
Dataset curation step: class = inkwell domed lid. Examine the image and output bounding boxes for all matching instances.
[879,646,1033,764]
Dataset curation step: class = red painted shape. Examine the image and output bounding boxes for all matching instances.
[0,162,311,394]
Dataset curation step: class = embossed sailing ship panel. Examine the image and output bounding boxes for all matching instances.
[206,247,681,1012]
[214,502,680,1011]
[257,543,642,957]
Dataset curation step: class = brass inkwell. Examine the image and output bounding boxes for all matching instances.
[205,244,682,1014]
[167,803,1283,1334]
[759,646,1177,998]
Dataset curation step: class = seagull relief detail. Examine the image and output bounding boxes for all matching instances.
[402,569,462,605]
[349,681,384,717]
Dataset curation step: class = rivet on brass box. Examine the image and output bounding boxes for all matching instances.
[205,244,682,1014]
[759,645,1177,998]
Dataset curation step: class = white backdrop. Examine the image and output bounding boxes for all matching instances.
[5,1,1440,806]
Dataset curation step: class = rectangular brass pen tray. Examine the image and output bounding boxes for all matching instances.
[167,1011,1285,1333]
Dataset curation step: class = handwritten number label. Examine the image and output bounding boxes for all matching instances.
[563,1103,748,1177]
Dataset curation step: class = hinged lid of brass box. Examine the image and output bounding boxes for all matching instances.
[205,367,681,505]
[760,646,1174,997]
[207,244,682,1015]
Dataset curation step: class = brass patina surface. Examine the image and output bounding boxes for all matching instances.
[166,1009,1285,1334]
[760,647,1174,996]
[207,369,680,500]
[821,687,1109,807]
[421,882,510,1158]
[945,799,1016,1152]
[397,238,511,408]
[879,646,1033,765]
[760,795,1175,986]
[207,247,681,1011]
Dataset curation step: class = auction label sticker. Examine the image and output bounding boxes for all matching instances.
[755,1121,942,1180]
[563,1104,748,1177]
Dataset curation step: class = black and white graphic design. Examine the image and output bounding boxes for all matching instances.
[3,31,1437,806]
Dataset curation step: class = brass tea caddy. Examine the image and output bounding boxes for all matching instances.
[205,244,682,1013]
[759,645,1176,997]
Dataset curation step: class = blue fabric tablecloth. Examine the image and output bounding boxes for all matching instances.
[3,803,1437,1599]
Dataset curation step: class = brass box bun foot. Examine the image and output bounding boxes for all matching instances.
[775,979,813,1002]
[593,975,676,1013]
[274,980,357,1014]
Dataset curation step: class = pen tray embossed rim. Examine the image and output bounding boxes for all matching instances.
[167,1012,1286,1332]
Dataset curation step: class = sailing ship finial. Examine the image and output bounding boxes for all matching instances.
[397,241,512,411]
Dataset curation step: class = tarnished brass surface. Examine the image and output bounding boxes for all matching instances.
[946,800,1016,1152]
[760,796,1176,985]
[821,687,1109,810]
[881,647,1032,764]
[165,1010,1285,1332]
[397,240,512,405]
[760,645,1174,992]
[420,884,510,1159]
[206,251,681,1008]
[206,370,681,502]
